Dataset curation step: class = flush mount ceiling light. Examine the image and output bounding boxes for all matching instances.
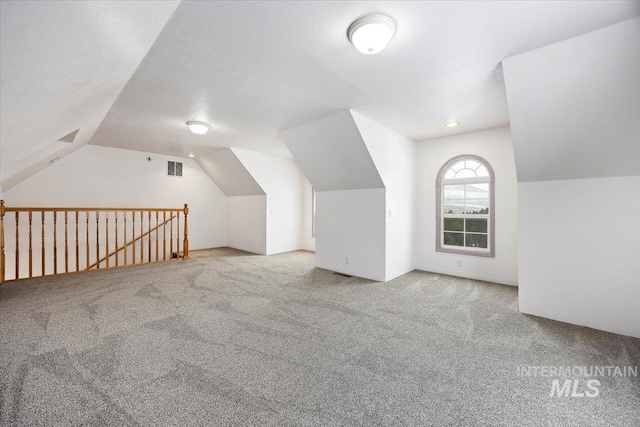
[445,121,459,128]
[347,14,396,55]
[186,120,210,135]
[188,154,195,158]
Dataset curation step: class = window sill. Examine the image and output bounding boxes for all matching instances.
[436,246,495,258]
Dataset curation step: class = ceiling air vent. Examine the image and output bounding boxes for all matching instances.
[168,161,183,177]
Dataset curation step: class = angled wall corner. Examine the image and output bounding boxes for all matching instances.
[279,110,384,192]
[503,17,640,338]
[197,148,265,254]
[502,17,640,183]
[1,116,109,192]
[198,148,265,196]
[0,0,180,192]
[351,111,417,281]
[231,149,309,256]
[279,109,417,282]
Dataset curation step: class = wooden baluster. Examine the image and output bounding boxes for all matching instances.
[147,211,151,263]
[85,212,89,269]
[170,210,174,260]
[123,212,128,266]
[155,211,159,262]
[163,211,167,261]
[183,204,189,259]
[131,211,136,264]
[53,212,57,275]
[28,211,33,278]
[140,211,143,264]
[96,211,100,269]
[15,212,20,279]
[177,211,180,258]
[105,212,109,268]
[41,211,45,276]
[1,201,5,283]
[75,211,79,272]
[114,211,119,267]
[64,211,69,273]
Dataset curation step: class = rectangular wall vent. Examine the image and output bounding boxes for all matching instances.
[168,161,183,177]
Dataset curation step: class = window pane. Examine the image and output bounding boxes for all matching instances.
[455,168,476,179]
[466,160,480,170]
[444,232,464,246]
[168,161,175,176]
[445,169,456,180]
[450,160,464,172]
[444,184,464,200]
[465,234,488,248]
[444,218,464,231]
[466,183,489,199]
[476,165,489,177]
[465,201,489,215]
[466,218,487,233]
[443,202,466,214]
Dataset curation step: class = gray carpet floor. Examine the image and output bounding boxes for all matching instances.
[0,248,638,426]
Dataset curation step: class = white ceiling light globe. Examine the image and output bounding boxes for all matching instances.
[348,14,396,55]
[186,120,210,135]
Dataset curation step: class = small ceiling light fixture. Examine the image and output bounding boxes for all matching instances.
[445,121,459,128]
[347,14,396,55]
[186,120,211,135]
[188,154,195,158]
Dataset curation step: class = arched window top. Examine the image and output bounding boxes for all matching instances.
[436,154,495,257]
[438,155,494,184]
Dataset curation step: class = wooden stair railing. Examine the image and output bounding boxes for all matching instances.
[86,214,178,270]
[0,201,190,283]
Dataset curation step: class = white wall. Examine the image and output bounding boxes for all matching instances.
[3,145,226,250]
[226,195,267,255]
[503,17,640,182]
[352,112,416,281]
[232,149,308,255]
[280,110,384,191]
[415,127,518,286]
[519,176,640,338]
[197,148,264,196]
[315,189,386,281]
[503,19,640,337]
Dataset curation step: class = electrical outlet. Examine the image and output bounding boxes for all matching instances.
[345,257,350,265]
[456,259,462,267]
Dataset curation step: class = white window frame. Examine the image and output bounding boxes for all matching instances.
[436,155,495,258]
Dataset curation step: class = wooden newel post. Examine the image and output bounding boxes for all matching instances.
[183,203,189,259]
[0,200,5,283]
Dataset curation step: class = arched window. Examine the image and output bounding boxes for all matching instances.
[436,155,495,257]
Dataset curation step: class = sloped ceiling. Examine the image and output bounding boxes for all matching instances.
[2,0,639,191]
[280,110,383,191]
[87,1,640,161]
[503,17,640,182]
[197,149,265,196]
[0,0,180,190]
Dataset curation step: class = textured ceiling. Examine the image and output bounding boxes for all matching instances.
[0,1,179,188]
[89,1,640,159]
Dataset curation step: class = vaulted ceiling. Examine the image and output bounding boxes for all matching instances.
[2,1,639,190]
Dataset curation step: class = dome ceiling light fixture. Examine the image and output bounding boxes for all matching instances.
[445,121,460,128]
[186,120,211,135]
[347,14,397,55]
